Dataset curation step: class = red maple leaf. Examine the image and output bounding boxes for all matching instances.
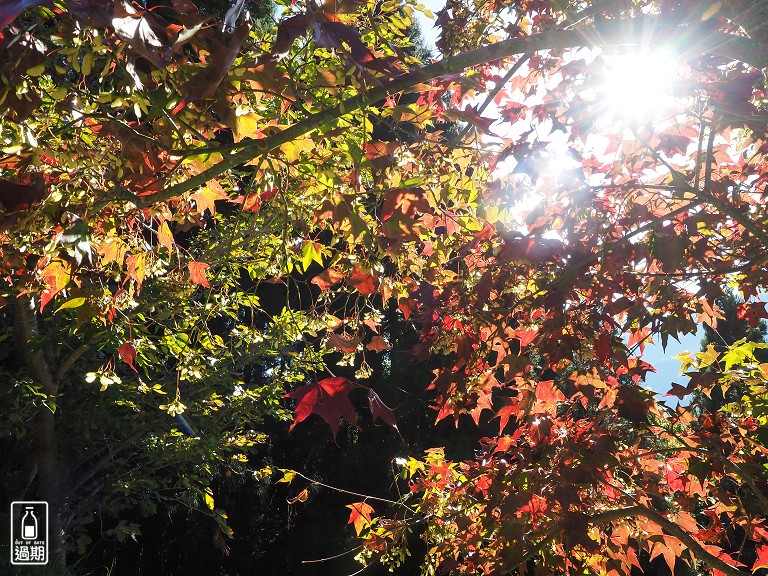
[118,342,138,372]
[288,377,362,439]
[260,187,279,202]
[494,391,531,434]
[664,458,690,493]
[380,187,428,221]
[594,335,612,363]
[368,389,397,430]
[347,265,377,295]
[535,380,565,403]
[311,268,345,290]
[241,193,261,212]
[737,302,768,328]
[656,132,693,156]
[366,335,390,353]
[327,333,361,354]
[518,493,547,522]
[753,544,768,570]
[515,328,537,348]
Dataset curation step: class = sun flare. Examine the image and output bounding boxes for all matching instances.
[598,49,681,123]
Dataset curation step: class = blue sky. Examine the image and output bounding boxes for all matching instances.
[641,329,703,397]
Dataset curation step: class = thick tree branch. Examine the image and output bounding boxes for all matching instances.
[589,506,748,576]
[55,343,89,381]
[127,16,764,208]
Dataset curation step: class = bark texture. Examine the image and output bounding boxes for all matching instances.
[12,296,66,570]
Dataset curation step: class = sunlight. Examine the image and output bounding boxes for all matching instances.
[597,49,681,123]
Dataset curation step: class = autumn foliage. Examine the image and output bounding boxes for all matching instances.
[3,0,768,573]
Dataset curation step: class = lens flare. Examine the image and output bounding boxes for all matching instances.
[598,49,680,123]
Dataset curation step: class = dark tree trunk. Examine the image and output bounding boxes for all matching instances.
[12,296,67,570]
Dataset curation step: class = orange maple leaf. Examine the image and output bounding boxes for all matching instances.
[346,502,374,535]
[188,260,211,288]
[191,182,227,216]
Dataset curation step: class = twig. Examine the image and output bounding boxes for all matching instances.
[292,470,411,509]
[302,545,363,564]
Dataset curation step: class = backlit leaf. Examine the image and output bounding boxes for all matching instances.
[188,260,211,288]
[55,297,86,313]
[287,377,362,440]
[118,342,138,372]
[312,268,345,290]
[753,544,768,570]
[191,182,227,216]
[346,502,374,535]
[347,265,377,295]
[368,388,397,430]
[157,221,174,252]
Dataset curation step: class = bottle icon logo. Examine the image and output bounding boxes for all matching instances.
[21,507,37,540]
[10,501,48,565]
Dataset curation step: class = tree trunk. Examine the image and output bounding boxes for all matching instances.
[12,296,66,570]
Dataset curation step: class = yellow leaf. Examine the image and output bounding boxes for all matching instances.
[97,237,128,267]
[157,221,174,252]
[191,182,227,216]
[55,297,86,313]
[277,469,296,484]
[234,113,261,143]
[673,350,694,373]
[279,135,314,163]
[300,241,323,271]
[204,488,215,511]
[39,259,72,312]
[41,260,71,288]
[254,466,272,480]
[696,344,719,368]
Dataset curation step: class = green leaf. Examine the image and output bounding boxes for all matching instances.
[26,63,46,77]
[55,296,86,313]
[301,241,323,271]
[721,339,766,371]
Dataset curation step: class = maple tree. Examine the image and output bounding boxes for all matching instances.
[3,0,768,573]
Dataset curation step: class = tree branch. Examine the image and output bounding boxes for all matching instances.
[589,505,748,576]
[70,438,137,494]
[659,153,768,246]
[55,343,89,381]
[123,16,764,209]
